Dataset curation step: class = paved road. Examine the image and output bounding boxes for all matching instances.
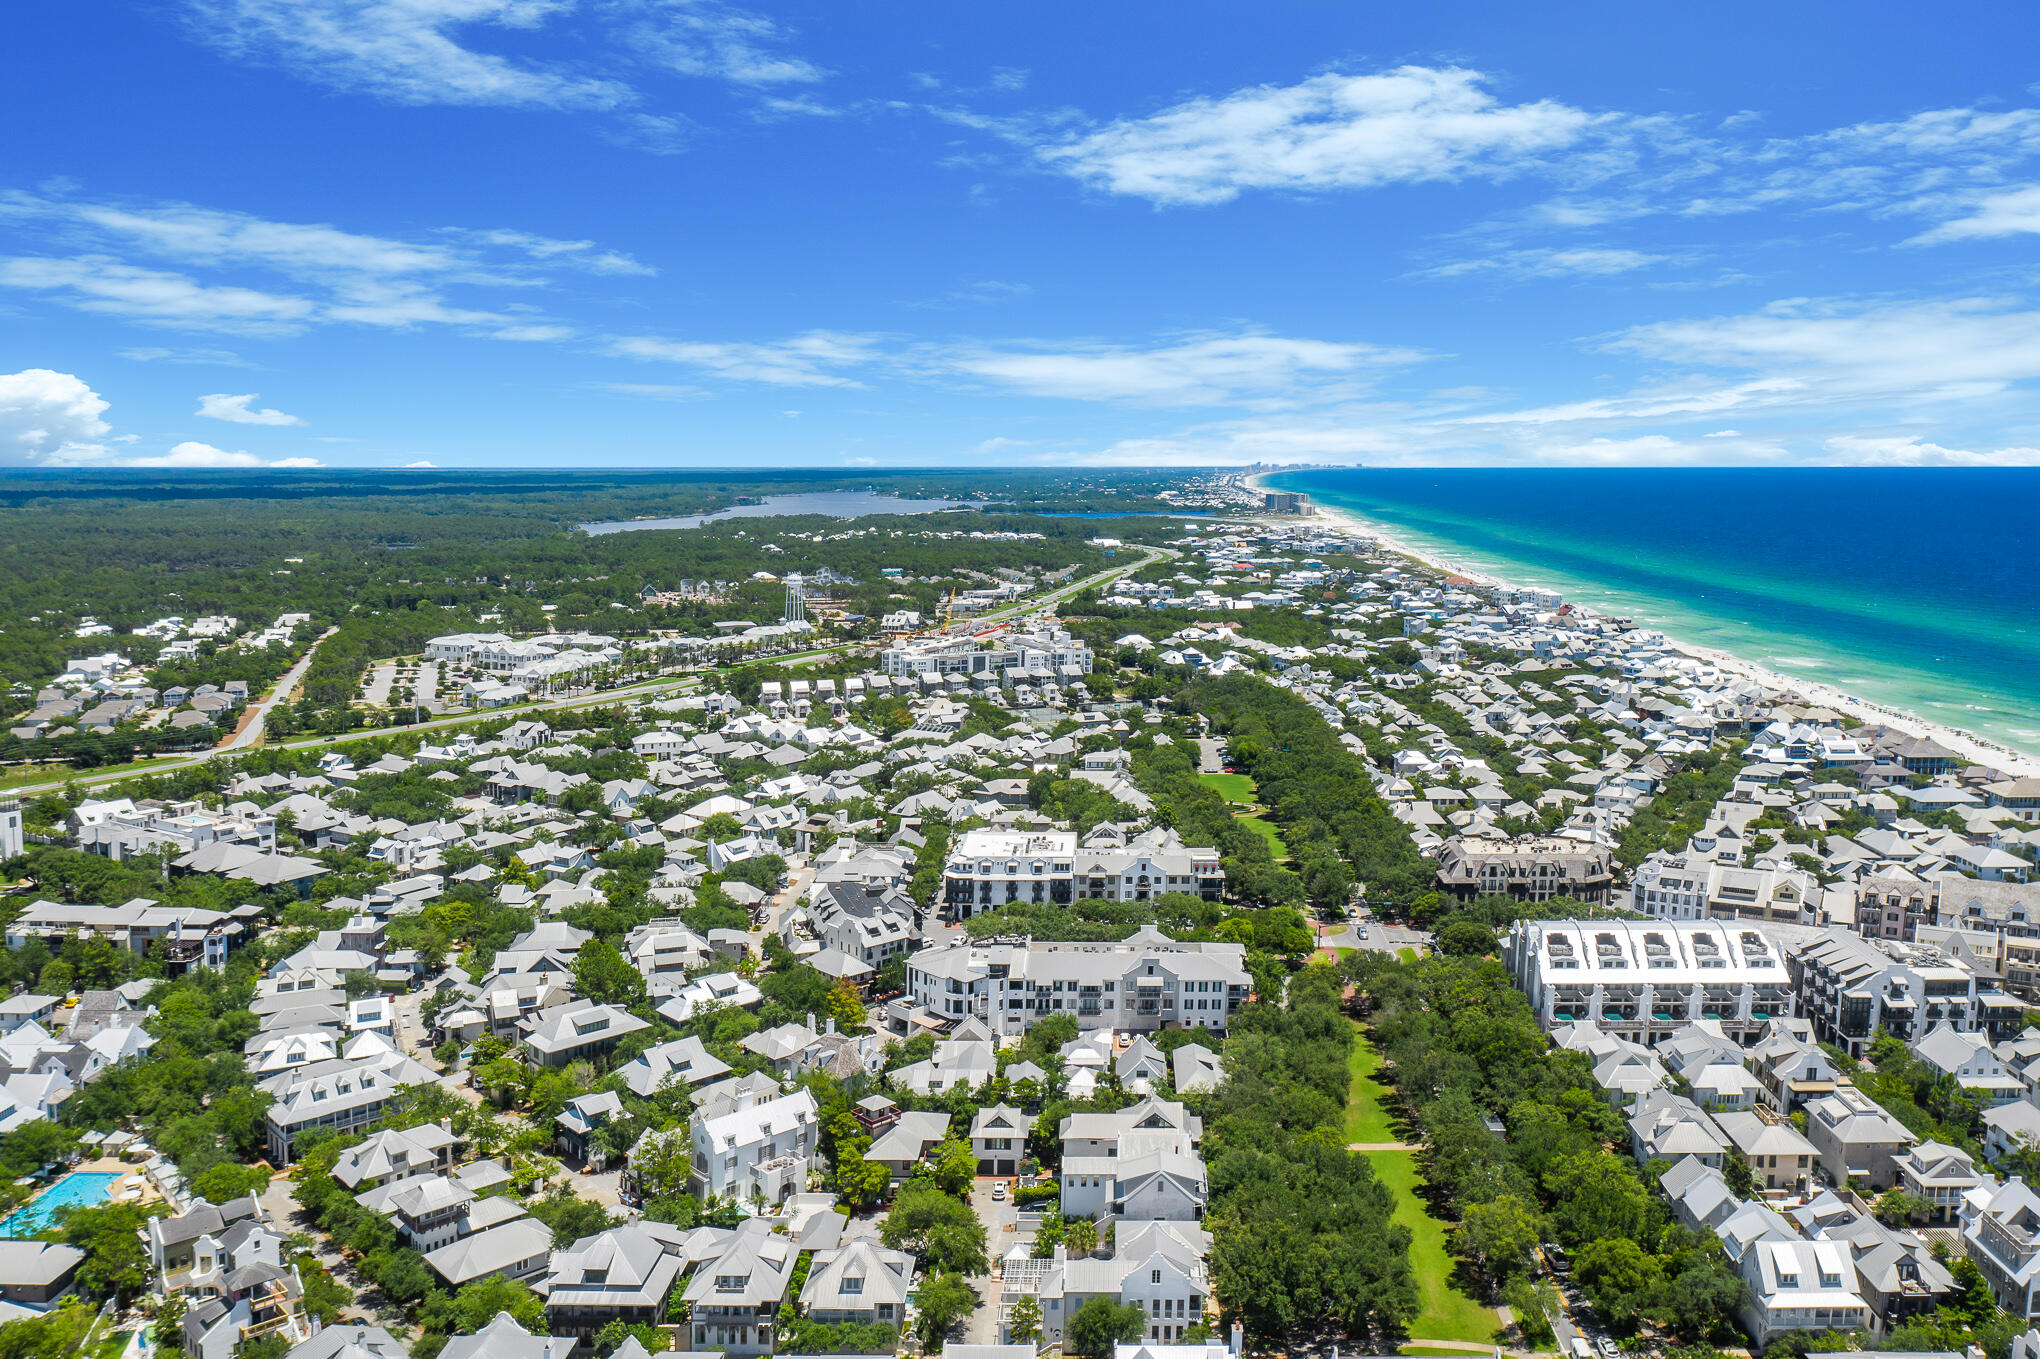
[1321,917,1432,956]
[0,543,1171,801]
[224,626,338,750]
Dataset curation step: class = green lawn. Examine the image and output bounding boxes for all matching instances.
[1344,1032,1399,1143]
[1197,771,1258,802]
[1346,1022,1498,1344]
[1372,1149,1502,1342]
[1398,946,1420,964]
[1235,814,1288,858]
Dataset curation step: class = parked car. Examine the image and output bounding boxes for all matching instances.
[1543,1243,1571,1276]
[1597,1340,1619,1359]
[991,1180,1008,1202]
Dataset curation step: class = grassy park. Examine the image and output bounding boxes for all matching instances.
[1347,1023,1500,1344]
[1200,770,1291,857]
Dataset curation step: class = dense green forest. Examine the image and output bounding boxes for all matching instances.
[0,468,1188,697]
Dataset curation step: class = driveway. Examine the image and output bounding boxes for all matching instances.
[962,1180,1020,1346]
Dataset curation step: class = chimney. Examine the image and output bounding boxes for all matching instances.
[1229,1324,1242,1356]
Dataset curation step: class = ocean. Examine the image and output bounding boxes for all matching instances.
[1264,469,2040,758]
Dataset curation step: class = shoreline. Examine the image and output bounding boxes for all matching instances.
[1242,471,2040,778]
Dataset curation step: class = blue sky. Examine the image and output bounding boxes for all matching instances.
[6,1,2040,469]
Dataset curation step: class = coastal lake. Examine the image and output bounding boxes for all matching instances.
[1269,468,2040,757]
[580,490,971,534]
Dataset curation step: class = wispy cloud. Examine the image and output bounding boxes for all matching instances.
[179,0,823,148]
[119,345,256,367]
[1414,245,1671,281]
[0,255,316,336]
[1909,184,2040,244]
[943,330,1429,407]
[1032,66,1605,206]
[614,0,824,86]
[607,330,883,386]
[183,0,633,109]
[0,190,643,339]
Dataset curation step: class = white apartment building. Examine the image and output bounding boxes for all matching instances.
[941,828,1224,919]
[1502,919,1796,1046]
[881,628,1092,681]
[1630,843,1816,926]
[906,929,1250,1037]
[686,1082,818,1206]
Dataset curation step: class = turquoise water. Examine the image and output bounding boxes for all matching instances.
[1267,469,2040,759]
[0,1171,119,1236]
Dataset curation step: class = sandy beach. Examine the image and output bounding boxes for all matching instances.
[1243,472,2040,779]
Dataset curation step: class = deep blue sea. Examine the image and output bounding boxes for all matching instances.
[1266,469,2040,758]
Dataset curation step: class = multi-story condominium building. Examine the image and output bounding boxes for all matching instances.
[942,830,1076,917]
[1631,842,1816,925]
[880,628,1092,681]
[1502,919,1796,1046]
[1437,834,1616,905]
[941,828,1224,919]
[906,930,1250,1036]
[1788,932,2021,1059]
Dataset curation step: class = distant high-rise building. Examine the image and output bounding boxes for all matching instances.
[1262,491,1312,515]
[0,800,20,861]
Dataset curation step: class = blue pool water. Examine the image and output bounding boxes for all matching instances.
[1,1171,119,1236]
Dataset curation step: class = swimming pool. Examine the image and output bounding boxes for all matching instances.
[0,1171,120,1236]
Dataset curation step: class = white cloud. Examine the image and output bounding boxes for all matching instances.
[0,368,113,465]
[0,255,317,335]
[120,345,255,367]
[617,0,824,86]
[42,439,321,469]
[1820,434,2040,466]
[607,331,881,386]
[1911,185,2040,243]
[1417,246,1668,280]
[0,192,648,340]
[403,459,437,467]
[459,228,655,275]
[593,381,712,400]
[197,391,305,425]
[183,0,636,109]
[1455,377,1806,427]
[1035,66,1600,205]
[1610,296,2040,399]
[946,331,1427,407]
